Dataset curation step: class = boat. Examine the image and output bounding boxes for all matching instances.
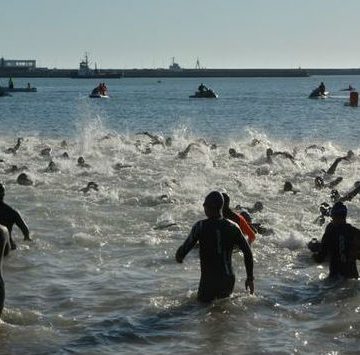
[0,87,37,93]
[89,85,109,98]
[71,53,121,79]
[189,88,218,98]
[308,89,329,99]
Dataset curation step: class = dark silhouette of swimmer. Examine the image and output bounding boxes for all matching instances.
[61,152,69,159]
[77,157,91,168]
[222,193,256,245]
[177,143,200,159]
[313,202,360,279]
[315,176,343,190]
[266,148,295,164]
[229,148,245,159]
[5,137,23,154]
[80,182,99,193]
[40,147,52,157]
[0,183,31,255]
[176,191,254,302]
[196,138,217,150]
[60,140,68,148]
[249,138,261,147]
[332,181,360,203]
[0,225,9,316]
[283,181,299,194]
[235,201,264,214]
[326,151,354,175]
[17,173,33,186]
[313,202,331,226]
[136,132,171,147]
[45,161,59,173]
[319,82,326,95]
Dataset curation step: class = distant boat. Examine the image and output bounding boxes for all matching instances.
[0,86,37,93]
[308,88,329,99]
[189,87,218,98]
[71,53,121,79]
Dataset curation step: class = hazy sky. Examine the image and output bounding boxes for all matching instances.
[1,0,359,69]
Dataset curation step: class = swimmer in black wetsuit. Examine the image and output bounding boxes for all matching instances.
[266,148,295,164]
[5,137,23,154]
[77,157,91,168]
[177,143,200,159]
[229,148,245,159]
[176,191,254,302]
[0,225,9,316]
[313,202,360,279]
[0,183,31,255]
[17,173,33,186]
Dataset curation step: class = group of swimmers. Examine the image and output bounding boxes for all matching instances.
[1,133,360,309]
[176,190,360,302]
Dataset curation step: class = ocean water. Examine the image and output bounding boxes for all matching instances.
[0,76,360,354]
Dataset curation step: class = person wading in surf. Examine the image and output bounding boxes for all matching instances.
[176,191,254,302]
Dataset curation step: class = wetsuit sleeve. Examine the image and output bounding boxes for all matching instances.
[238,215,256,243]
[13,210,30,240]
[176,222,201,263]
[233,226,254,280]
[314,225,331,263]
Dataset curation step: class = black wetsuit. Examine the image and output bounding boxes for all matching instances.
[176,218,253,302]
[0,201,29,255]
[314,222,360,279]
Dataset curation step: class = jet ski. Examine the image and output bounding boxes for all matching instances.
[189,88,218,99]
[308,88,329,99]
[89,88,109,98]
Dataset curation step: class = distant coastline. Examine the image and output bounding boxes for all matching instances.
[1,67,360,78]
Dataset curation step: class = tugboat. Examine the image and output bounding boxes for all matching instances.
[71,53,121,79]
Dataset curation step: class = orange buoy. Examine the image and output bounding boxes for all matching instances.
[350,91,358,107]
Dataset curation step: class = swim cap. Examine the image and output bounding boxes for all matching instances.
[203,191,224,210]
[330,201,347,217]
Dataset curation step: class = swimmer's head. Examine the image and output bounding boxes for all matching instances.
[203,191,224,216]
[330,201,347,219]
[78,157,85,164]
[253,201,263,212]
[229,148,236,157]
[17,173,33,186]
[283,181,293,192]
[266,148,273,157]
[315,176,324,189]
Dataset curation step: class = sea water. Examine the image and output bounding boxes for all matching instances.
[0,77,359,354]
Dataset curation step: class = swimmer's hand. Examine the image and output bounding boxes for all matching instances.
[245,278,254,295]
[175,248,184,263]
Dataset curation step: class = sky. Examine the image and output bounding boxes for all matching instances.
[1,0,360,69]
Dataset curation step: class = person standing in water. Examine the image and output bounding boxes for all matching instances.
[313,202,360,279]
[0,225,9,317]
[0,183,31,255]
[222,193,256,245]
[176,191,254,302]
